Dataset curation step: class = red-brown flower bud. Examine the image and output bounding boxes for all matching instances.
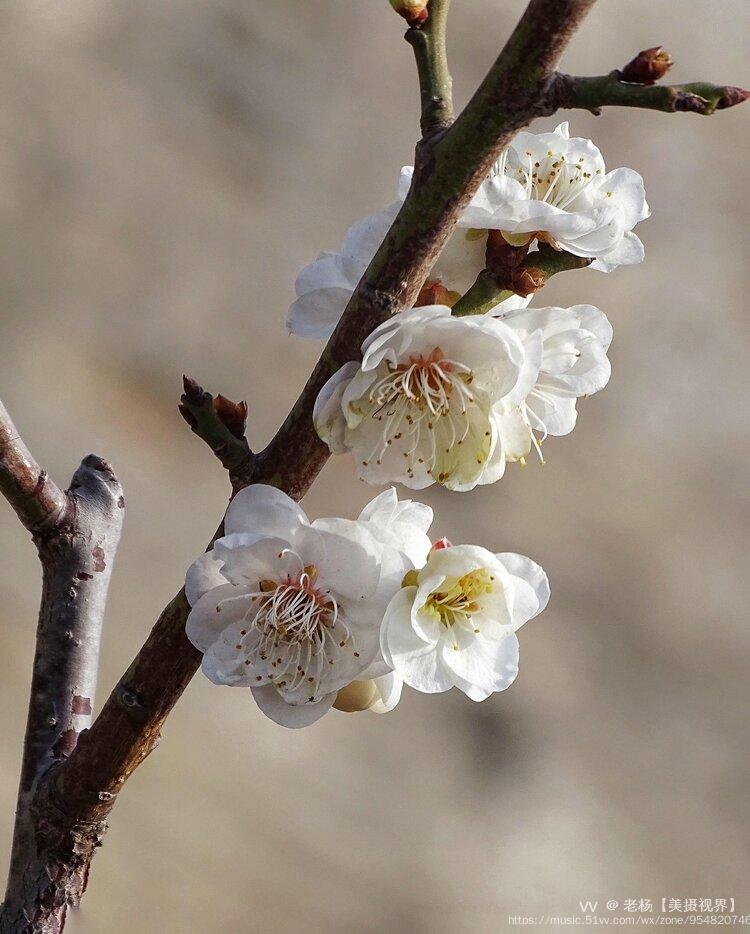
[213,394,248,440]
[485,230,529,273]
[510,267,545,298]
[389,0,428,26]
[430,537,453,552]
[414,280,461,309]
[620,46,674,85]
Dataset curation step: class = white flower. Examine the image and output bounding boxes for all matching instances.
[473,121,649,271]
[381,544,549,700]
[313,305,541,491]
[184,485,426,728]
[490,303,613,464]
[286,201,527,342]
[288,123,645,342]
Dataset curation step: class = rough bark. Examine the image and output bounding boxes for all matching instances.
[0,408,123,933]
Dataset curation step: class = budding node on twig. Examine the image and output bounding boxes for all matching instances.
[619,46,674,85]
[389,0,428,26]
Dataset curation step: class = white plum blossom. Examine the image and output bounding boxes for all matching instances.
[313,305,542,491]
[184,485,428,728]
[381,544,549,700]
[287,123,646,341]
[490,302,613,464]
[472,121,649,271]
[287,206,505,340]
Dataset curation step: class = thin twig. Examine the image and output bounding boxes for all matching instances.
[552,72,749,116]
[405,0,454,136]
[452,246,593,316]
[178,376,254,490]
[0,404,123,933]
[0,401,69,538]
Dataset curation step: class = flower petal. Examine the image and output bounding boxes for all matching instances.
[225,484,308,538]
[251,685,335,728]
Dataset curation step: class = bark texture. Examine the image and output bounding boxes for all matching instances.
[1,416,123,932]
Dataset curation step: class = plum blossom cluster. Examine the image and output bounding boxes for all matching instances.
[186,123,646,726]
[186,485,547,727]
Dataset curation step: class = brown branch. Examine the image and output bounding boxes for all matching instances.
[10,0,748,925]
[178,376,254,491]
[0,404,123,933]
[552,71,749,116]
[0,401,69,538]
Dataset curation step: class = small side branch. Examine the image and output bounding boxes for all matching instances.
[179,376,254,489]
[0,403,123,933]
[0,401,69,537]
[453,244,592,316]
[405,0,454,136]
[553,72,749,116]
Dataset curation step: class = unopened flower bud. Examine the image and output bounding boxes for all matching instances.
[333,680,380,713]
[415,280,461,308]
[430,537,453,552]
[213,394,248,439]
[620,47,674,85]
[486,230,530,271]
[389,0,428,26]
[510,266,545,297]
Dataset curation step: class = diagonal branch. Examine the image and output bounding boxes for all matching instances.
[0,403,123,933]
[405,0,454,136]
[552,71,749,116]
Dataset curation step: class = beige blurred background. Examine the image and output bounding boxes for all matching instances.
[1,1,748,931]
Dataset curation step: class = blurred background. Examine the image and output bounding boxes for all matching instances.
[1,1,748,931]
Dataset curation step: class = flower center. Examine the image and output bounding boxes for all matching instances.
[369,347,474,417]
[422,569,494,628]
[496,148,603,210]
[255,565,336,643]
[231,559,360,703]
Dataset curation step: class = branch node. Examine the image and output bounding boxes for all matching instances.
[179,376,254,485]
[618,46,674,85]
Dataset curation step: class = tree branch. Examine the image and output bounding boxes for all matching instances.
[553,72,750,116]
[0,401,69,538]
[178,376,254,490]
[0,404,123,933]
[405,0,454,136]
[12,0,748,925]
[0,10,599,920]
[452,245,593,317]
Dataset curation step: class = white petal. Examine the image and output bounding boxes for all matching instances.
[251,685,335,728]
[225,484,308,538]
[495,553,550,627]
[370,672,403,713]
[449,634,520,701]
[313,362,358,454]
[185,551,226,607]
[441,632,519,697]
[590,231,645,272]
[341,208,397,261]
[186,583,252,653]
[286,287,353,339]
[301,521,382,602]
